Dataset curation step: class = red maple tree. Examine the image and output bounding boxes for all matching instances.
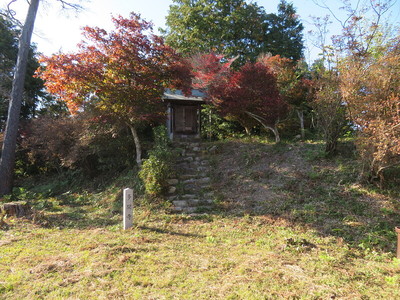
[39,13,191,166]
[190,52,233,90]
[191,53,287,141]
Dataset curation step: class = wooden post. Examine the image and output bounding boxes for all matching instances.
[123,188,133,230]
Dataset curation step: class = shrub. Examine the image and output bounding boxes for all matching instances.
[19,115,135,176]
[340,39,400,185]
[200,104,242,140]
[312,72,347,155]
[139,126,175,197]
[139,155,171,196]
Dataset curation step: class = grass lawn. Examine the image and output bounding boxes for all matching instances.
[1,139,400,299]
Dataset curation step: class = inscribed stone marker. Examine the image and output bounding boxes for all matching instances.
[123,188,133,230]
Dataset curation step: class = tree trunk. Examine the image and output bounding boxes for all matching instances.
[208,110,212,141]
[296,109,305,139]
[0,0,40,196]
[257,122,280,143]
[245,111,280,143]
[269,125,280,143]
[260,124,280,143]
[128,124,142,167]
[325,139,337,156]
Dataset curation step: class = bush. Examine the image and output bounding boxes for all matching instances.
[340,39,400,186]
[139,155,171,196]
[139,126,175,197]
[201,104,244,140]
[19,115,135,176]
[312,73,347,155]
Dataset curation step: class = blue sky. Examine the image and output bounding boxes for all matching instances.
[3,0,400,63]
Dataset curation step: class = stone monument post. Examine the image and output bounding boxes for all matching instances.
[123,188,133,230]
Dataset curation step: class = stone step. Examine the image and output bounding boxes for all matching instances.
[173,206,197,213]
[196,166,208,172]
[176,163,200,170]
[175,162,189,168]
[197,177,211,184]
[198,199,214,205]
[170,141,214,214]
[174,142,201,148]
[181,194,197,199]
[185,152,196,157]
[180,174,199,180]
[172,200,189,207]
[181,177,210,184]
[173,199,214,207]
[182,178,197,184]
[175,167,202,175]
[176,161,208,168]
[182,185,210,193]
[167,195,178,201]
[184,158,208,163]
[167,179,179,185]
[203,192,214,198]
[172,205,214,214]
[169,196,214,203]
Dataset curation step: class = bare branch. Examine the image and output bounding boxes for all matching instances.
[312,0,363,29]
[362,0,396,54]
[312,0,347,28]
[56,0,84,11]
[245,111,281,142]
[3,0,23,27]
[376,161,400,176]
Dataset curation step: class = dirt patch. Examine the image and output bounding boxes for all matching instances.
[30,257,74,276]
[0,238,19,247]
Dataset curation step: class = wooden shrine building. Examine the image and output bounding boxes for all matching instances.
[163,89,205,140]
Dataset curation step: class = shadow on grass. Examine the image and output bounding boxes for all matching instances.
[138,225,205,238]
[210,139,400,254]
[41,211,120,229]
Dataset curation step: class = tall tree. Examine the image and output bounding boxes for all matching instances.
[0,16,47,130]
[39,13,191,167]
[164,0,304,64]
[0,16,18,129]
[164,0,271,65]
[0,0,40,196]
[264,0,304,61]
[0,0,83,196]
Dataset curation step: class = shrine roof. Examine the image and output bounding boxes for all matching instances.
[163,89,205,102]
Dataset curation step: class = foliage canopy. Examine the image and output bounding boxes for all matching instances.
[164,0,304,65]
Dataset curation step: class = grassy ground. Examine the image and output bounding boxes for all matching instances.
[1,138,400,299]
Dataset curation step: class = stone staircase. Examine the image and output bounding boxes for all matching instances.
[167,140,215,214]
